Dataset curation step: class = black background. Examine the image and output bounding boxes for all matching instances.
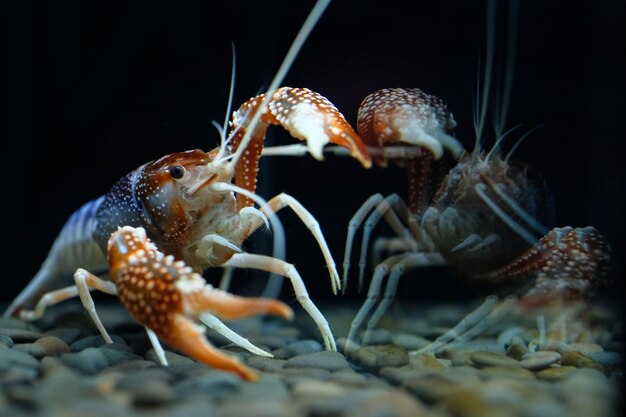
[4,0,625,305]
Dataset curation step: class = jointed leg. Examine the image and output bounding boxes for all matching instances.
[362,253,445,346]
[199,312,273,357]
[73,268,118,343]
[20,285,81,321]
[223,252,336,351]
[261,192,341,294]
[145,327,168,366]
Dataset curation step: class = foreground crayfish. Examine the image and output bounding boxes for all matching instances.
[8,85,371,370]
[341,87,615,352]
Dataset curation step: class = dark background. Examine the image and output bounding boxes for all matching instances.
[4,1,625,306]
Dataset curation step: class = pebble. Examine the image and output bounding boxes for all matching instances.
[70,334,126,351]
[0,317,41,331]
[145,349,196,366]
[284,351,350,371]
[130,379,174,406]
[363,328,393,345]
[351,345,409,370]
[519,351,561,370]
[0,348,40,369]
[45,327,82,344]
[0,328,44,343]
[535,366,578,382]
[271,339,322,359]
[448,350,475,367]
[402,373,458,402]
[12,343,46,359]
[568,343,604,355]
[409,353,446,371]
[0,334,14,347]
[392,333,431,350]
[470,351,521,368]
[173,371,241,398]
[59,347,110,374]
[34,336,71,356]
[561,351,604,371]
[505,343,529,360]
[480,366,536,380]
[588,351,622,368]
[247,356,286,372]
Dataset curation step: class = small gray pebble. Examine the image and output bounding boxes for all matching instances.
[392,333,431,350]
[60,347,110,374]
[70,334,125,351]
[505,343,530,360]
[174,371,241,398]
[561,351,604,371]
[131,379,174,406]
[519,351,561,370]
[0,317,41,331]
[145,349,196,366]
[98,345,143,365]
[0,334,14,347]
[0,348,40,369]
[471,351,521,368]
[272,339,322,359]
[284,351,350,371]
[588,351,622,367]
[330,369,370,386]
[351,345,409,371]
[364,329,393,345]
[0,328,44,342]
[249,335,288,349]
[278,367,332,380]
[237,374,289,402]
[13,343,46,359]
[218,401,299,417]
[247,356,286,372]
[45,327,82,344]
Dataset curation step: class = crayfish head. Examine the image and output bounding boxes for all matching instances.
[135,149,234,250]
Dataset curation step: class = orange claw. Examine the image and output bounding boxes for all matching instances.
[107,226,293,380]
[230,87,372,208]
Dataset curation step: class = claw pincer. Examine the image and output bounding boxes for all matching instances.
[108,226,292,381]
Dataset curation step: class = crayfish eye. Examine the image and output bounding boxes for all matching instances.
[168,165,186,179]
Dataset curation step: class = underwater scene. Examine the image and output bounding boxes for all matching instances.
[2,1,624,416]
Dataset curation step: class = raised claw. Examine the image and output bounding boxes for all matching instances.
[108,226,293,380]
[481,226,614,306]
[229,87,372,208]
[357,88,463,165]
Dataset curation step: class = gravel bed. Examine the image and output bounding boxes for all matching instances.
[0,300,622,417]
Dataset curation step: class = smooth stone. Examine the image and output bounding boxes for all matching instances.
[218,401,299,417]
[98,346,143,365]
[0,328,44,342]
[409,353,446,371]
[291,380,350,399]
[561,351,604,371]
[0,334,14,347]
[480,366,536,380]
[70,334,126,351]
[247,356,286,372]
[505,343,529,360]
[237,375,289,402]
[114,368,175,389]
[471,351,521,368]
[568,343,603,355]
[343,388,428,417]
[249,335,288,349]
[0,348,40,369]
[392,333,431,350]
[284,351,350,371]
[443,389,502,417]
[34,336,71,356]
[448,350,474,367]
[0,317,40,331]
[271,339,322,359]
[0,365,39,384]
[278,367,332,380]
[378,365,419,385]
[104,360,159,373]
[59,347,110,374]
[351,345,408,370]
[13,342,46,359]
[145,349,195,366]
[330,369,370,386]
[536,366,578,381]
[364,329,393,345]
[402,373,458,402]
[519,351,561,370]
[45,327,82,344]
[130,379,174,406]
[588,351,622,367]
[173,371,241,398]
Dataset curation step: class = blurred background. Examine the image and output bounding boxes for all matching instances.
[3,0,624,307]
